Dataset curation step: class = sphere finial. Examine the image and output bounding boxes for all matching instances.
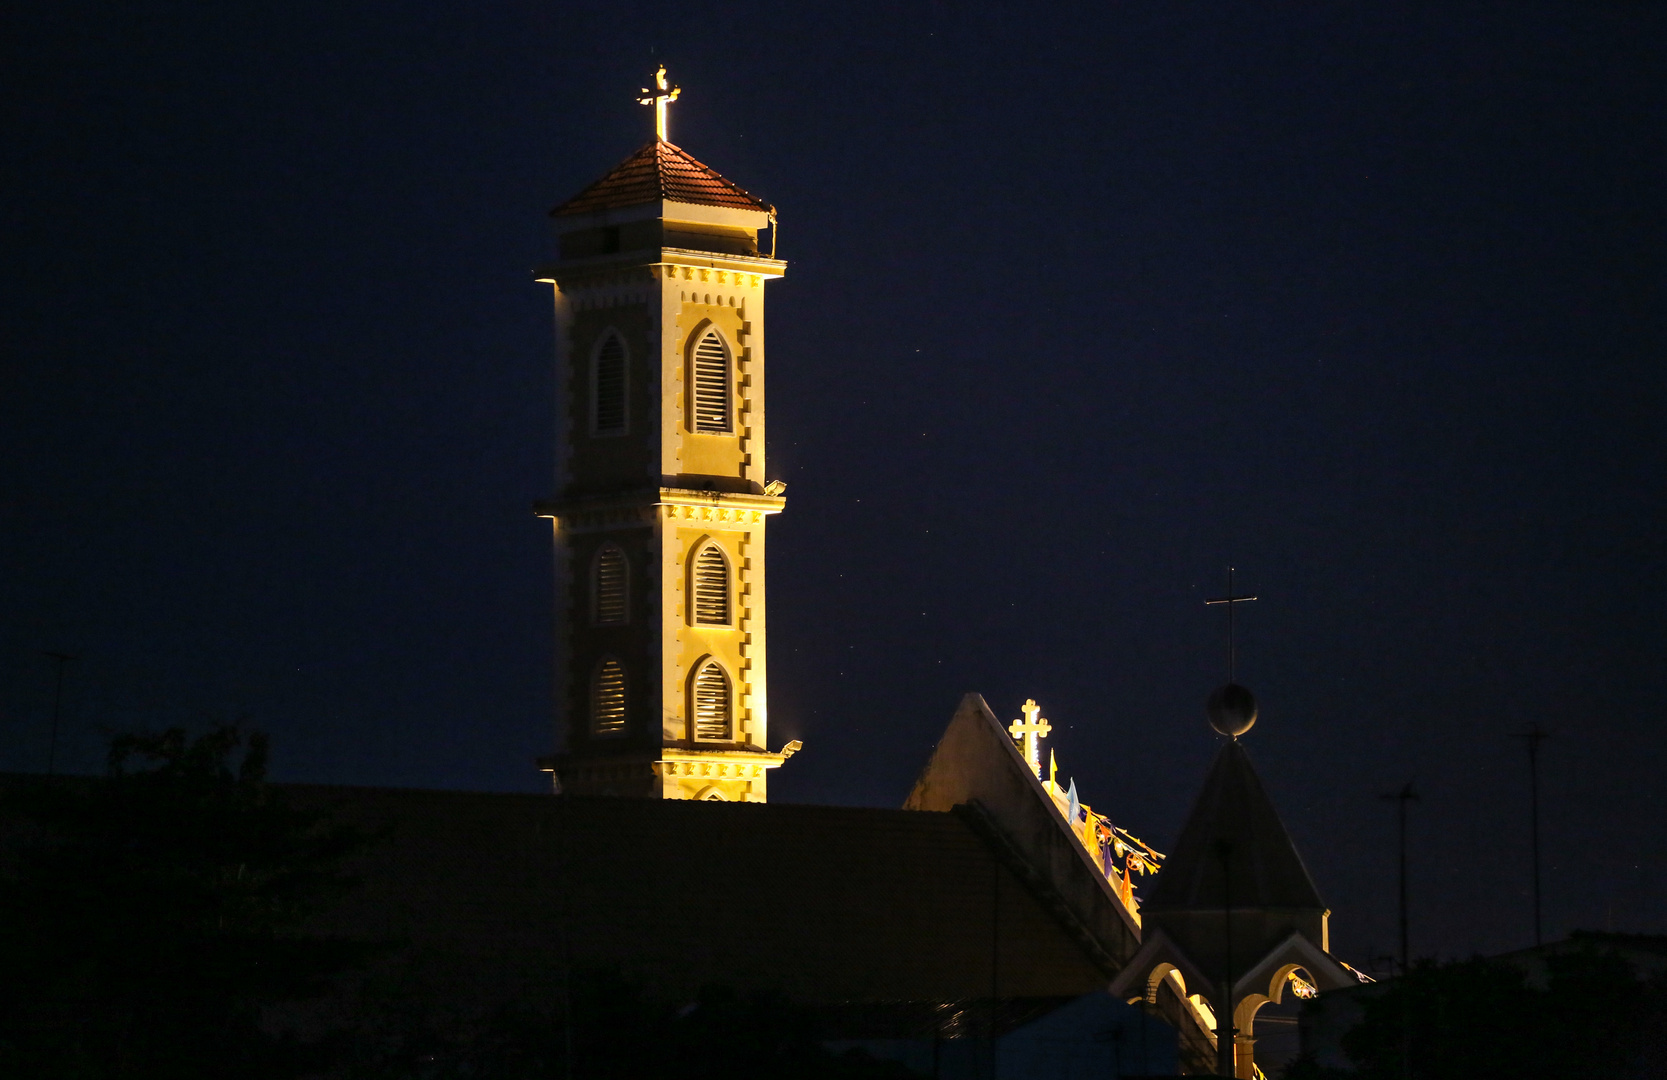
[1207,682,1258,738]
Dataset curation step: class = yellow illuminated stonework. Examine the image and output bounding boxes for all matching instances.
[535,85,794,800]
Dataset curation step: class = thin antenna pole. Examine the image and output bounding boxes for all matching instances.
[1380,782,1418,973]
[1530,735,1542,947]
[990,854,1001,1077]
[1215,839,1236,1078]
[555,797,574,1080]
[43,652,74,777]
[1511,723,1548,947]
[1397,787,1410,971]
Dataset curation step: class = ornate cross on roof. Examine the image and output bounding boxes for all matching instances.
[637,64,681,142]
[1205,566,1258,682]
[1008,698,1051,779]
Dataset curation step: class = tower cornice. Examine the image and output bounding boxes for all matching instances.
[535,248,786,286]
[535,487,786,534]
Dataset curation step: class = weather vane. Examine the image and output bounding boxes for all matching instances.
[638,64,681,142]
[1203,567,1259,738]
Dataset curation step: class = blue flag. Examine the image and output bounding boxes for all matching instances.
[1065,778,1081,826]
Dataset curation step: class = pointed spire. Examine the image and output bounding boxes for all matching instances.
[1142,740,1324,912]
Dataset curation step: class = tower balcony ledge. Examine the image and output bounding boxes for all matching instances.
[659,746,794,769]
[659,486,785,513]
[538,746,796,775]
[535,487,785,526]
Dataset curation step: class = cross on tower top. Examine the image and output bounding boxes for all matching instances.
[1009,698,1052,779]
[637,64,681,142]
[1205,567,1258,683]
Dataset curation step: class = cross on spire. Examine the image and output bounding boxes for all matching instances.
[1009,698,1051,779]
[637,64,681,142]
[1205,567,1258,682]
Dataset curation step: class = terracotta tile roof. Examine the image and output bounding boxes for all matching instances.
[552,140,772,217]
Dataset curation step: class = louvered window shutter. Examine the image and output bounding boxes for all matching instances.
[690,331,730,433]
[594,545,627,624]
[691,660,731,740]
[692,544,729,625]
[592,658,626,735]
[593,335,626,434]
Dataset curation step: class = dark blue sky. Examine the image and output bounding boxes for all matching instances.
[3,0,1662,965]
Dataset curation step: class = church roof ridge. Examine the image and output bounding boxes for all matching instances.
[551,139,773,218]
[1141,739,1326,913]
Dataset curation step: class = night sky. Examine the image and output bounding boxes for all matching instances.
[4,1,1663,969]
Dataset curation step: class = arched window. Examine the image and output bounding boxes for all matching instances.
[592,333,627,436]
[689,329,731,434]
[591,657,626,736]
[691,542,730,626]
[690,658,731,740]
[593,544,628,625]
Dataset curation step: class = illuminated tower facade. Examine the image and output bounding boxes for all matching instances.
[535,70,797,800]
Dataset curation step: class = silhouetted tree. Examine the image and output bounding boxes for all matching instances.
[664,983,923,1080]
[0,726,367,1078]
[341,968,924,1079]
[1285,939,1667,1080]
[0,729,941,1078]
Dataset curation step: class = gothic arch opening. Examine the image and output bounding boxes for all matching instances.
[1147,962,1186,1006]
[592,543,629,625]
[688,540,731,626]
[686,325,731,434]
[591,656,627,736]
[688,657,732,741]
[591,331,627,436]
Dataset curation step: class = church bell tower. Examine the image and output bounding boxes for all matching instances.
[534,68,798,800]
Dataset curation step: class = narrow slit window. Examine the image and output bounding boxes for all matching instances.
[593,335,626,435]
[692,543,729,626]
[592,658,626,735]
[691,659,731,740]
[690,330,730,433]
[594,545,628,625]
